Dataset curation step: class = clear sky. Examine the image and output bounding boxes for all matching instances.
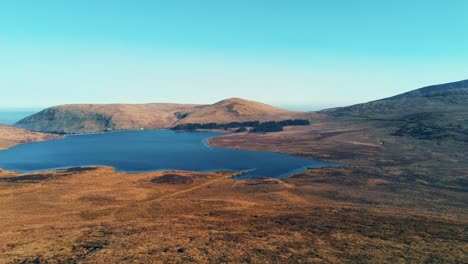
[1,1,467,110]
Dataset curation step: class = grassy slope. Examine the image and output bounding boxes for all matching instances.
[0,124,61,150]
[322,88,468,141]
[381,78,468,100]
[0,167,466,263]
[14,98,304,134]
[15,103,202,134]
[178,98,305,124]
[211,84,468,187]
[207,82,468,262]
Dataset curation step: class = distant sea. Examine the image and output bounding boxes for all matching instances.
[0,110,38,125]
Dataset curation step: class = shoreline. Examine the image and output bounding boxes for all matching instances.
[0,129,337,180]
[0,165,325,182]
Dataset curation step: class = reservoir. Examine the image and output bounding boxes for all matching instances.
[0,130,334,179]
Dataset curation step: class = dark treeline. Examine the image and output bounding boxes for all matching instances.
[171,119,310,133]
[250,121,283,133]
[276,119,310,126]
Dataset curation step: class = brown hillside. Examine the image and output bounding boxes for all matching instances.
[179,98,305,124]
[15,103,202,133]
[15,98,307,134]
[62,103,203,130]
[0,124,61,150]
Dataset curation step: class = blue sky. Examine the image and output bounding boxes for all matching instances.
[1,1,467,109]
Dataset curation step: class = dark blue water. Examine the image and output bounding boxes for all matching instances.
[0,130,334,179]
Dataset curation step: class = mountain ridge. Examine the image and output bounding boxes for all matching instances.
[380,79,468,101]
[321,79,468,141]
[322,79,468,116]
[15,103,202,134]
[15,98,303,134]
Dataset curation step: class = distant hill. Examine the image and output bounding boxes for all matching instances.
[179,98,303,124]
[0,124,61,150]
[322,80,468,141]
[15,103,201,134]
[15,98,303,134]
[381,79,468,101]
[322,80,468,117]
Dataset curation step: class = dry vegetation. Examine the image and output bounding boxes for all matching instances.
[178,98,305,124]
[15,98,305,134]
[0,124,61,150]
[15,103,202,134]
[208,114,468,263]
[2,86,467,263]
[0,146,467,263]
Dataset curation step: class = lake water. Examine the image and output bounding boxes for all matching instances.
[0,130,334,179]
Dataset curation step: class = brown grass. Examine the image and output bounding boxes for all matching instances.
[1,112,467,263]
[0,165,466,263]
[15,98,307,133]
[178,98,305,124]
[0,124,61,150]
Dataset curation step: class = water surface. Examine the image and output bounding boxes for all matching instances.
[0,130,334,179]
[0,110,38,125]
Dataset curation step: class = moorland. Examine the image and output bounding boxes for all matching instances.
[0,79,467,263]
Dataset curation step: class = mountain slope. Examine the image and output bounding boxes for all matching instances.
[0,124,61,150]
[381,79,468,101]
[15,98,304,134]
[178,98,303,124]
[322,79,468,117]
[322,80,468,141]
[15,103,202,134]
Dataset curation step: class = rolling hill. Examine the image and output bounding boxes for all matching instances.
[14,103,202,134]
[14,98,304,134]
[323,79,468,116]
[179,98,303,124]
[0,124,61,150]
[381,79,468,101]
[322,79,468,141]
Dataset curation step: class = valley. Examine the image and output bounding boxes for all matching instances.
[0,80,467,263]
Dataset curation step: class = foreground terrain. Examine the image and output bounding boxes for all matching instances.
[0,166,466,263]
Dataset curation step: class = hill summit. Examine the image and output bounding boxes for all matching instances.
[178,97,300,124]
[15,98,303,134]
